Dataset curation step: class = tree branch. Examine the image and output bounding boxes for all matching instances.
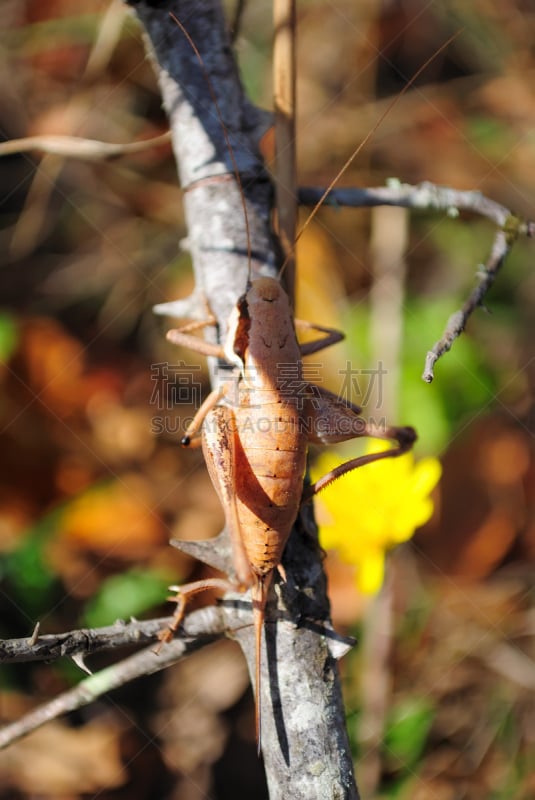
[125,2,359,798]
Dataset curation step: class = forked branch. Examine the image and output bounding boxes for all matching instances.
[0,607,225,749]
[300,181,534,382]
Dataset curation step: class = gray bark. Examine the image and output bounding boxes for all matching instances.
[126,1,359,797]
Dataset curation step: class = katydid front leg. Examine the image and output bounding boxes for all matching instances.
[166,318,229,446]
[295,318,345,356]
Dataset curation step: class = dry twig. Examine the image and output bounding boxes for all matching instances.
[0,607,226,750]
[299,181,534,381]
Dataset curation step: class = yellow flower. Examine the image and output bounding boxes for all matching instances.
[311,441,442,594]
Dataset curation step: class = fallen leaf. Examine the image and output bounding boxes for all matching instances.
[0,718,125,794]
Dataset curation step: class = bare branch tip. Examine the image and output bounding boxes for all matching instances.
[422,352,436,383]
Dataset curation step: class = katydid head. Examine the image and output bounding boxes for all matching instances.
[248,276,283,304]
[225,276,289,368]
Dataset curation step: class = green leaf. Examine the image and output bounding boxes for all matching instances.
[466,116,515,159]
[83,569,171,627]
[0,312,18,362]
[343,294,500,454]
[2,509,63,616]
[384,697,434,772]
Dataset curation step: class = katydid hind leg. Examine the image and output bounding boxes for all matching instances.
[156,576,234,650]
[203,410,273,753]
[305,434,415,499]
[303,385,416,500]
[304,385,414,446]
[202,405,254,588]
[305,385,363,440]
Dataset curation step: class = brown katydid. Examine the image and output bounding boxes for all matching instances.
[157,15,456,751]
[161,274,416,746]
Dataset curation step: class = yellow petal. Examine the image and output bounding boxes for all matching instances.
[411,457,442,497]
[313,444,442,594]
[357,548,385,594]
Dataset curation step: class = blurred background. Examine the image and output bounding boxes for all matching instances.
[0,1,533,798]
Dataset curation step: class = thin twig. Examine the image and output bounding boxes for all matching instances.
[0,606,225,750]
[422,223,530,382]
[299,181,534,382]
[273,0,297,299]
[298,181,514,226]
[1,615,182,664]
